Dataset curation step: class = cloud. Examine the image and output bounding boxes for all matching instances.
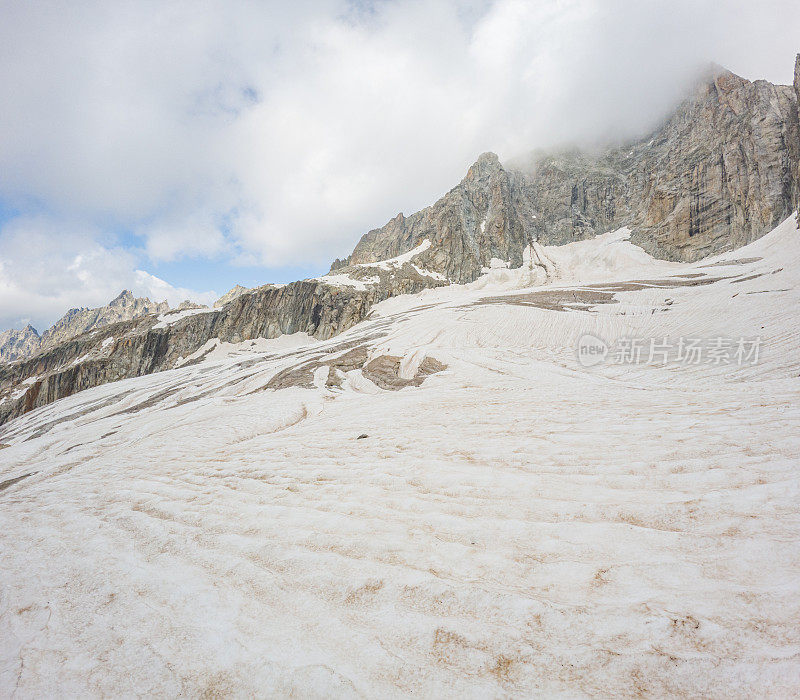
[139,212,228,263]
[0,0,798,328]
[132,271,218,310]
[0,216,216,331]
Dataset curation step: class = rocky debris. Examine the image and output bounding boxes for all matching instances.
[341,63,800,279]
[265,346,369,391]
[480,288,620,312]
[0,472,34,493]
[0,325,41,363]
[356,434,368,440]
[214,285,250,308]
[362,355,447,390]
[478,272,732,312]
[264,344,446,393]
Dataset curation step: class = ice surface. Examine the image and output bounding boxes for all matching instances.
[1,216,800,696]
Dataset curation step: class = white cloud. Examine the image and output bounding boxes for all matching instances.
[132,270,217,310]
[139,213,228,263]
[0,0,798,328]
[0,216,216,331]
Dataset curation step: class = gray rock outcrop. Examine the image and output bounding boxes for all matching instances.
[214,285,250,308]
[40,290,170,351]
[336,152,530,284]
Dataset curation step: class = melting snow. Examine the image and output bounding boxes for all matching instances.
[175,333,318,368]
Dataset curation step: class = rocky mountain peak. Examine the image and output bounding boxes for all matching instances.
[0,290,172,364]
[0,324,43,363]
[176,300,205,311]
[109,289,135,307]
[465,152,502,180]
[701,62,747,89]
[214,285,250,308]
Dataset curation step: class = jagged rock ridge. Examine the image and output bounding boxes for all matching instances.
[338,63,800,281]
[40,290,170,350]
[0,291,169,363]
[214,285,250,308]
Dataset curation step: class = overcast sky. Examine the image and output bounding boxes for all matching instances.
[1,0,798,331]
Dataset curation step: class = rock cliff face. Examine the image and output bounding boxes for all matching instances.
[0,269,444,424]
[627,67,799,259]
[335,152,530,284]
[341,64,800,279]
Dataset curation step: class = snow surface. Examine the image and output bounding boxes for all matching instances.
[317,240,446,287]
[313,273,381,290]
[361,238,432,269]
[153,307,219,329]
[174,333,318,368]
[2,215,800,696]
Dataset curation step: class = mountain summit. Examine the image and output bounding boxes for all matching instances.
[336,63,800,284]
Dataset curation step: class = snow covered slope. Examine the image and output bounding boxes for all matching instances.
[1,215,800,697]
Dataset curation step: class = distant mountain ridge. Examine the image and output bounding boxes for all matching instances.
[0,290,169,363]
